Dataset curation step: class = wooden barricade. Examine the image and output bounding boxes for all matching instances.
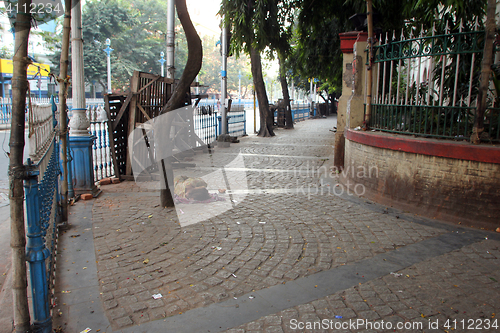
[105,71,208,179]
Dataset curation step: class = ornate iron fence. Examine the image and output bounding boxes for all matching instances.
[0,97,105,125]
[367,23,500,142]
[24,97,61,328]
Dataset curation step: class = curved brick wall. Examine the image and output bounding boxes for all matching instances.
[342,130,500,230]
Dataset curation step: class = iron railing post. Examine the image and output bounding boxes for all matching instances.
[24,160,52,333]
[67,128,74,199]
[243,110,246,135]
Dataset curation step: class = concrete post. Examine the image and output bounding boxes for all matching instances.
[346,33,369,129]
[334,31,370,169]
[69,0,99,197]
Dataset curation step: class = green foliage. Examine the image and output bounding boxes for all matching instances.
[220,0,293,57]
[43,0,189,92]
[403,0,486,32]
[0,45,12,59]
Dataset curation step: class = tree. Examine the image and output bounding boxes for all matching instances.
[288,0,415,101]
[278,53,293,128]
[197,35,253,98]
[471,0,495,144]
[220,0,285,137]
[44,0,189,93]
[81,0,138,91]
[9,1,33,330]
[158,0,202,207]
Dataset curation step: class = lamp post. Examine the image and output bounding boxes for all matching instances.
[158,52,166,77]
[103,38,113,94]
[220,20,228,136]
[238,70,242,102]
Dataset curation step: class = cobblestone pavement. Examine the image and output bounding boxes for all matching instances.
[223,239,500,333]
[91,118,448,330]
[52,116,500,332]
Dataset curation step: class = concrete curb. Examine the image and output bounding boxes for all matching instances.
[0,267,14,333]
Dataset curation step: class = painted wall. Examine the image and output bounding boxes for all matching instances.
[342,133,500,230]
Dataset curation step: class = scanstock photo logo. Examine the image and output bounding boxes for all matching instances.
[3,0,70,32]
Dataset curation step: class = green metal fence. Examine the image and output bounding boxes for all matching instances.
[366,23,500,143]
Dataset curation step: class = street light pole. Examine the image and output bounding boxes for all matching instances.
[221,19,228,136]
[166,0,175,80]
[238,70,242,102]
[103,38,113,94]
[158,52,166,77]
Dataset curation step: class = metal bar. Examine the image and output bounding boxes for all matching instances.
[427,24,436,106]
[496,108,500,141]
[416,26,423,106]
[388,31,395,103]
[376,34,381,100]
[452,21,463,107]
[438,22,450,109]
[381,33,388,103]
[405,32,412,106]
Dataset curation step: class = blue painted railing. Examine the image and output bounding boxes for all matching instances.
[194,108,247,145]
[274,104,311,124]
[292,105,311,121]
[218,110,246,137]
[24,96,61,333]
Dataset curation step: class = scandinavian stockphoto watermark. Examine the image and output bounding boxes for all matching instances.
[128,105,377,226]
[249,161,379,199]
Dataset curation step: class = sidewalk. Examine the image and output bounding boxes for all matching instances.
[51,116,500,333]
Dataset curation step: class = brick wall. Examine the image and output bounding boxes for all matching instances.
[342,139,500,230]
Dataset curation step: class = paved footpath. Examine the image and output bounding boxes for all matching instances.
[51,116,500,333]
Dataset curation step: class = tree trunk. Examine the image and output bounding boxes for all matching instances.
[159,0,203,207]
[319,91,330,116]
[278,53,293,129]
[59,0,72,222]
[325,94,329,116]
[250,46,274,137]
[471,0,496,144]
[9,1,32,331]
